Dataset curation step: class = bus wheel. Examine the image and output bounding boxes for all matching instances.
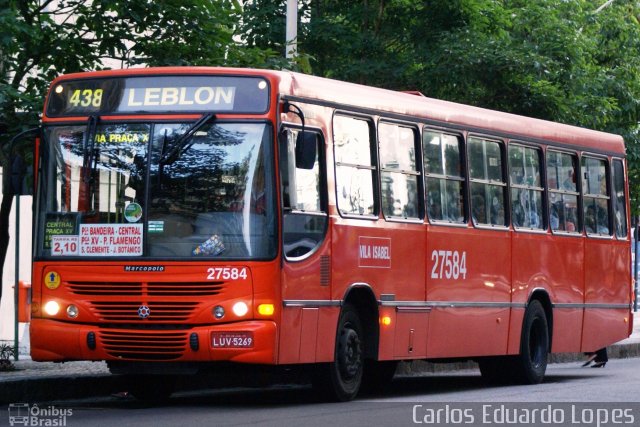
[515,299,549,384]
[313,304,364,401]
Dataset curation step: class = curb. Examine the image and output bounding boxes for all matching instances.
[395,342,640,375]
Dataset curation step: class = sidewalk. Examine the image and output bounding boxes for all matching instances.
[2,313,639,405]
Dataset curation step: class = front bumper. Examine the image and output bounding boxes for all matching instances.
[30,318,277,364]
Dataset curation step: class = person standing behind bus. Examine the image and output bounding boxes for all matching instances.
[583,348,608,368]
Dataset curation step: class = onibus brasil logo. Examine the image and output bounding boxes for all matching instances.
[8,403,73,426]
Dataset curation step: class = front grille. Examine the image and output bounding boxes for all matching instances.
[68,281,224,297]
[67,280,227,323]
[68,282,142,296]
[91,301,199,322]
[100,330,188,360]
[148,282,224,296]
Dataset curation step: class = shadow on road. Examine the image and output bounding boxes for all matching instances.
[53,370,594,410]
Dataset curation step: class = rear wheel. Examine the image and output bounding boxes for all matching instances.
[479,300,549,385]
[313,304,364,401]
[515,299,549,384]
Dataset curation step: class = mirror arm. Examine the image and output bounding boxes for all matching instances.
[282,101,305,133]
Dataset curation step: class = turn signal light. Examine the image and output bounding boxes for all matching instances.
[380,316,392,326]
[258,304,275,316]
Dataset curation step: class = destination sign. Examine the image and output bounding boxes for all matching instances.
[46,75,270,116]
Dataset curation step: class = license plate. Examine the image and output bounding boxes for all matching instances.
[211,331,254,348]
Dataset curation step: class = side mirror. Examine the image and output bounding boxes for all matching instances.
[295,131,317,170]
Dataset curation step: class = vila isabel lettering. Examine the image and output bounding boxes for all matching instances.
[359,244,391,260]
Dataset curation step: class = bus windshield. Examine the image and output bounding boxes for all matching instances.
[37,121,276,259]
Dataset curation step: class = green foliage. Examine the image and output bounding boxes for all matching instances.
[242,0,640,212]
[0,343,15,370]
[0,0,286,144]
[1,0,640,211]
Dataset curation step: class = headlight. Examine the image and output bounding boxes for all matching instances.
[213,305,225,319]
[44,301,60,316]
[232,302,249,317]
[66,305,79,318]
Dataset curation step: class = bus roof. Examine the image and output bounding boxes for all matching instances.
[278,71,625,155]
[49,67,625,155]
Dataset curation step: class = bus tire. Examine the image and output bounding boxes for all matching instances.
[313,304,364,401]
[515,299,549,384]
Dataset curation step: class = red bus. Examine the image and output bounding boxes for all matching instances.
[30,67,633,401]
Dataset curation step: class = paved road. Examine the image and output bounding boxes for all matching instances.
[4,358,639,427]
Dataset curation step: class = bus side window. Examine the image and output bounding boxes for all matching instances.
[582,156,610,236]
[547,151,580,233]
[423,130,465,223]
[612,159,628,238]
[379,122,420,220]
[509,145,543,230]
[334,115,377,216]
[280,128,327,259]
[468,137,506,226]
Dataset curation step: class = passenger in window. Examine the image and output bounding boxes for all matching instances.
[596,207,609,234]
[565,210,576,232]
[383,193,395,217]
[527,208,541,229]
[615,210,624,235]
[404,192,419,219]
[562,170,575,190]
[472,195,486,224]
[492,204,505,226]
[446,193,463,222]
[512,195,524,227]
[585,206,597,234]
[490,196,504,225]
[428,200,443,221]
[550,205,560,231]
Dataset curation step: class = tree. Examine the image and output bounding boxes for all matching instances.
[409,0,640,208]
[0,0,284,304]
[242,0,640,210]
[303,0,418,87]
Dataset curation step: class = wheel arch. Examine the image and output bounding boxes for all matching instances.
[342,283,379,360]
[527,289,553,352]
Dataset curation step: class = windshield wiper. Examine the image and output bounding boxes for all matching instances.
[82,114,99,183]
[160,113,216,164]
